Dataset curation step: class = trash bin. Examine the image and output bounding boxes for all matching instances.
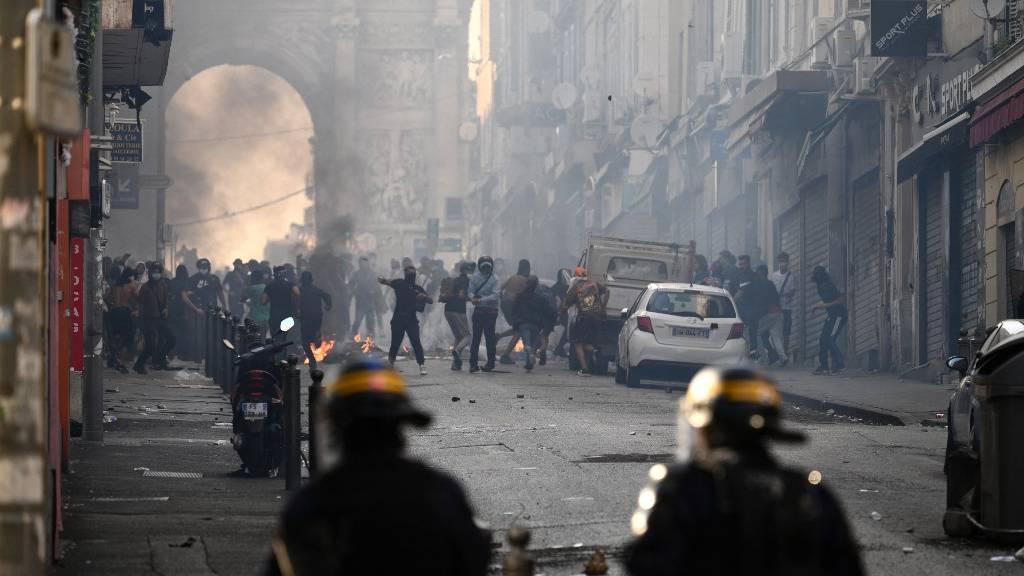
[973,334,1024,541]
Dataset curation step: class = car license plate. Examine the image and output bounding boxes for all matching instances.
[673,326,709,338]
[242,402,267,421]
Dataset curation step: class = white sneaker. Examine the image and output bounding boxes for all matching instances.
[419,365,427,376]
[576,369,591,377]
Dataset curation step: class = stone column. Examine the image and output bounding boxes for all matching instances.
[433,16,463,223]
[323,6,359,240]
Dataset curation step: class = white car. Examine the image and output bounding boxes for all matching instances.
[615,283,748,387]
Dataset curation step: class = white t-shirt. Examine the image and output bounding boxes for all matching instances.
[770,270,795,311]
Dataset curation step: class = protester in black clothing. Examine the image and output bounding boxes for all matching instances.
[811,266,847,375]
[379,266,432,376]
[265,360,490,576]
[440,262,472,371]
[716,250,740,295]
[135,262,175,374]
[298,271,333,370]
[551,268,572,358]
[182,258,226,313]
[626,367,863,576]
[513,276,556,371]
[735,260,773,358]
[168,264,191,361]
[263,266,300,335]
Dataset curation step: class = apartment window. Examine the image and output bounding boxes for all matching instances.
[1008,0,1024,46]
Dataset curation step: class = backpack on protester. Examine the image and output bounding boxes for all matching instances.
[438,276,456,304]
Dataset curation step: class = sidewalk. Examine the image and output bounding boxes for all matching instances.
[53,366,291,575]
[768,366,954,426]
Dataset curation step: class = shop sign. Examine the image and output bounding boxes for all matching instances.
[871,1,928,58]
[109,120,144,163]
[70,238,84,372]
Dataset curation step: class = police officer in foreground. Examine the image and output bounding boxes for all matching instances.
[265,359,491,576]
[626,366,864,576]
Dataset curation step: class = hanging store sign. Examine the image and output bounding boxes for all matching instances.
[69,238,85,372]
[871,0,928,58]
[109,165,139,210]
[109,120,144,163]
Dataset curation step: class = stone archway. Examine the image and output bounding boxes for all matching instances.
[157,0,474,257]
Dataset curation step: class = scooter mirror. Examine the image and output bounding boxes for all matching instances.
[279,317,295,333]
[222,339,235,351]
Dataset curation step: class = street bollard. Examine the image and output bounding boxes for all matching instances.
[307,369,325,478]
[284,354,301,490]
[229,316,244,395]
[219,314,233,393]
[204,307,215,377]
[502,527,534,576]
[211,309,223,385]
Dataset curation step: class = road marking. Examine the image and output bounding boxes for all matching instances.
[142,471,203,479]
[89,496,170,502]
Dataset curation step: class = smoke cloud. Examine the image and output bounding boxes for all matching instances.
[166,64,313,268]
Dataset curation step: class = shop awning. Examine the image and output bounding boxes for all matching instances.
[969,75,1024,148]
[897,112,970,182]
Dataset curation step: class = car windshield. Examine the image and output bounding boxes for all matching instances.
[646,290,736,319]
[607,257,668,281]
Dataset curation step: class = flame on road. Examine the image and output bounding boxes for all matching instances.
[353,334,375,354]
[304,339,336,364]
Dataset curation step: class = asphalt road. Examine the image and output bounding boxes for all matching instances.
[54,357,1022,575]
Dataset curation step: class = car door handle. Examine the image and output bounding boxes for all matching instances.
[710,323,719,330]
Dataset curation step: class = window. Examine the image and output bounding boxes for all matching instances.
[646,290,737,319]
[607,257,667,281]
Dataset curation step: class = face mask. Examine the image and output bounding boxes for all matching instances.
[199,268,210,275]
[150,273,162,280]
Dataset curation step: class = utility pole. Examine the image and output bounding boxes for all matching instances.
[82,16,105,442]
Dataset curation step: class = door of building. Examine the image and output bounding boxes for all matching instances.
[802,185,829,364]
[851,174,881,359]
[779,205,803,361]
[920,172,946,364]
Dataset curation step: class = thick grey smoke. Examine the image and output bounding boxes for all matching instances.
[165,64,314,267]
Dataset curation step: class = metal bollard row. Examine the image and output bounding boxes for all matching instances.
[284,354,302,491]
[307,369,325,478]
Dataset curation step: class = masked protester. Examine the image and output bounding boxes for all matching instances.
[134,262,175,373]
[626,367,863,576]
[263,266,300,336]
[182,258,226,314]
[468,256,500,372]
[265,360,491,576]
[298,271,333,370]
[378,266,432,376]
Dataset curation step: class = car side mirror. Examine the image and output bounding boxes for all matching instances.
[620,308,629,320]
[947,356,967,376]
[279,317,295,333]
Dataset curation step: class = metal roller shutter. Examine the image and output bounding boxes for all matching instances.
[851,177,881,356]
[779,206,803,361]
[802,187,829,364]
[959,154,981,334]
[923,184,946,361]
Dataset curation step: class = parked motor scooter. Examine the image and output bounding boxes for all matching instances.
[223,317,295,477]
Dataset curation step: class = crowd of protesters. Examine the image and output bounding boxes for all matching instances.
[101,244,846,378]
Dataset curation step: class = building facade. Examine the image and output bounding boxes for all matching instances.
[472,0,1014,375]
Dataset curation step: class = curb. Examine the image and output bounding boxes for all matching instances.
[780,391,910,426]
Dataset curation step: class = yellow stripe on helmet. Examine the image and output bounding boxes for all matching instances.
[718,379,781,407]
[327,369,407,398]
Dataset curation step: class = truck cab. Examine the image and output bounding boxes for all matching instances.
[576,235,695,373]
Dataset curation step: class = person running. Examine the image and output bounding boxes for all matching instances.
[378,265,432,376]
[224,258,249,318]
[561,269,608,376]
[512,276,556,371]
[298,271,333,370]
[770,252,796,358]
[440,261,472,371]
[810,265,847,375]
[498,259,531,365]
[168,264,192,361]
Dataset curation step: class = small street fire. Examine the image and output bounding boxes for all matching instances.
[304,339,336,365]
[353,334,375,354]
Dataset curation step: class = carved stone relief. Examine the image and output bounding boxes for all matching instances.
[359,51,434,108]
